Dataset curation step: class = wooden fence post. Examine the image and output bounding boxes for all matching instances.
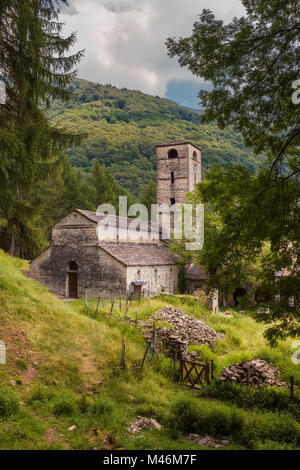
[205,362,210,384]
[210,359,214,381]
[119,295,122,312]
[95,297,100,315]
[110,299,114,315]
[120,334,125,369]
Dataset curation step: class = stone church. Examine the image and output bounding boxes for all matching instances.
[30,140,202,298]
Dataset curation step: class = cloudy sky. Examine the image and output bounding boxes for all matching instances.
[60,0,244,108]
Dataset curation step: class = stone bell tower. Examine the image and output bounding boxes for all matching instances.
[156,140,202,207]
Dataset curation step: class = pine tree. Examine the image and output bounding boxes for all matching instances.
[0,0,84,256]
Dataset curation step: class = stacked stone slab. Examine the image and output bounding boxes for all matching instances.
[220,359,286,388]
[142,306,222,359]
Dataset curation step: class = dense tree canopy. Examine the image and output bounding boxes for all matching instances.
[0,0,84,256]
[167,0,300,343]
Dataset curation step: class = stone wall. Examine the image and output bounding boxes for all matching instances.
[126,264,178,295]
[156,142,202,207]
[49,245,127,298]
[30,248,52,288]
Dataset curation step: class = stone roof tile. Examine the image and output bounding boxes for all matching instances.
[99,242,176,266]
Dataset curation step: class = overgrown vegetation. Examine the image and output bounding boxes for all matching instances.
[0,250,299,450]
[49,78,263,198]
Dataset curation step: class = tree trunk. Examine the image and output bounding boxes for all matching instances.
[10,232,15,257]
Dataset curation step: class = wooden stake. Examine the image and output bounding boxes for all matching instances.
[120,334,125,369]
[95,297,100,315]
[110,300,114,315]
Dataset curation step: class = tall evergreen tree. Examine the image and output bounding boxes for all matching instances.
[0,0,84,256]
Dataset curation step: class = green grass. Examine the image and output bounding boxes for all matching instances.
[0,249,299,450]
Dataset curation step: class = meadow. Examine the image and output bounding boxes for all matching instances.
[0,249,299,450]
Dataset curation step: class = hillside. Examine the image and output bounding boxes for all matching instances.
[0,250,299,450]
[50,79,263,197]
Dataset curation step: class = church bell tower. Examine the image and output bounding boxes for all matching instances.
[156,140,202,207]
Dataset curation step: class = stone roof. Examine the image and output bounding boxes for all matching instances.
[75,209,160,233]
[99,242,176,266]
[185,265,209,281]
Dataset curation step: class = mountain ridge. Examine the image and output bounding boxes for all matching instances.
[50,78,262,197]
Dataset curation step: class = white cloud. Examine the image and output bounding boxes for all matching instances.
[61,0,244,97]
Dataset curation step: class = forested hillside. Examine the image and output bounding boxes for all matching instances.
[50,79,263,197]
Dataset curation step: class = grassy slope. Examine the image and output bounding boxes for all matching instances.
[0,250,299,450]
[50,79,263,197]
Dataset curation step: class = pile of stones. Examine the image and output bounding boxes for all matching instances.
[186,434,230,448]
[127,416,161,434]
[220,359,286,388]
[141,306,222,359]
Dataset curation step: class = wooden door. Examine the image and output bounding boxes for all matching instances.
[69,272,78,298]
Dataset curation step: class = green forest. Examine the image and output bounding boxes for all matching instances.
[50,78,263,197]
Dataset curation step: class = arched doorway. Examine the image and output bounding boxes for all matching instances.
[67,261,78,299]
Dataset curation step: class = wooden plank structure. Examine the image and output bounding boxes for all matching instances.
[180,359,210,390]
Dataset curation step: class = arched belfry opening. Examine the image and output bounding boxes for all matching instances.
[168,148,178,159]
[67,261,78,299]
[193,150,197,161]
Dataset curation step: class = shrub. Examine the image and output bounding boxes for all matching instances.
[168,398,202,434]
[77,394,91,414]
[50,390,76,416]
[204,408,244,436]
[28,385,57,404]
[242,412,300,447]
[90,397,114,417]
[201,380,300,419]
[0,385,20,417]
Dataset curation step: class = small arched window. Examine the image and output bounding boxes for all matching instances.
[69,261,78,271]
[193,151,197,161]
[168,148,178,159]
[136,270,141,281]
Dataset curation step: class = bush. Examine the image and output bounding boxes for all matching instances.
[50,390,76,416]
[242,412,300,447]
[204,408,244,436]
[77,394,91,414]
[169,398,201,434]
[0,385,20,417]
[90,397,114,417]
[168,398,244,437]
[201,380,300,419]
[28,385,57,404]
[168,396,300,447]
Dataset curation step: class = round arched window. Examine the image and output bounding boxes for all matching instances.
[69,261,78,271]
[168,148,178,159]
